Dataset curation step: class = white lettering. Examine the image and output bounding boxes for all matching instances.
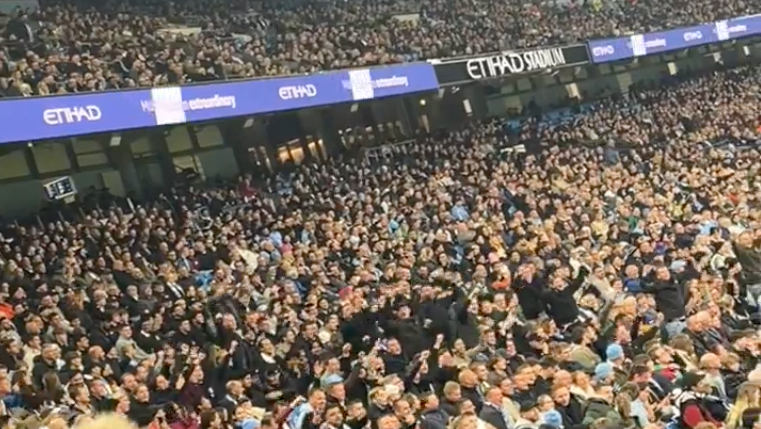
[140,95,237,113]
[340,76,409,91]
[644,38,667,48]
[592,45,615,56]
[186,95,236,110]
[278,84,318,100]
[465,48,567,80]
[373,77,409,88]
[43,106,102,125]
[683,31,703,41]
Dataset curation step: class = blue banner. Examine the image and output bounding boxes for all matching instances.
[588,14,761,63]
[0,63,439,144]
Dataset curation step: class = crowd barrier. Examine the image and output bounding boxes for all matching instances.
[2,12,760,145]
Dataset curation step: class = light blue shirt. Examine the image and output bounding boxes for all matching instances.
[269,231,283,247]
[699,220,718,236]
[287,403,314,429]
[451,205,469,221]
[300,229,313,244]
[630,399,649,428]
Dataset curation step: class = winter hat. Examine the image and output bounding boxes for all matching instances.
[541,410,563,428]
[605,343,625,362]
[594,362,613,382]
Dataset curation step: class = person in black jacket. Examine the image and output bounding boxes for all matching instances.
[32,344,59,388]
[513,264,546,321]
[379,303,428,357]
[641,265,687,338]
[458,369,484,414]
[479,387,511,429]
[541,266,589,329]
[452,294,481,350]
[128,384,163,426]
[512,369,538,406]
[219,380,246,417]
[439,381,462,417]
[418,391,449,429]
[417,287,457,344]
[552,385,586,429]
[367,387,392,425]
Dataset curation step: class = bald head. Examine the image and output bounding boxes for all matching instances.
[699,353,720,372]
[458,369,477,387]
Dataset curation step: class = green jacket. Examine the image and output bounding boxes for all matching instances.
[582,398,623,427]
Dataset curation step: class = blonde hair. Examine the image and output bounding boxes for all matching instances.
[450,414,478,429]
[721,353,742,368]
[74,415,138,429]
[670,334,694,353]
[614,392,633,420]
[443,381,461,396]
[726,383,760,429]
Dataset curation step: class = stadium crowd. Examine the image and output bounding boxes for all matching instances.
[0,0,756,96]
[0,58,758,429]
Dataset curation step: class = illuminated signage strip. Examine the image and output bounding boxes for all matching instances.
[588,14,761,63]
[0,63,439,144]
[430,44,590,85]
